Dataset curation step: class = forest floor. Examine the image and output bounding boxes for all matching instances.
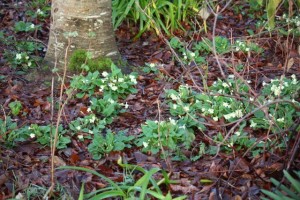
[0,0,300,199]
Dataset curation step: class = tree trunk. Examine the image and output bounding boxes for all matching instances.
[44,0,120,69]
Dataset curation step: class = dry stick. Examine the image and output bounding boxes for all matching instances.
[45,38,72,198]
[43,31,59,198]
[283,1,295,74]
[156,98,172,172]
[206,0,232,79]
[162,37,203,93]
[287,130,300,170]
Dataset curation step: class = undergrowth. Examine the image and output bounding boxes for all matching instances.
[1,0,300,199]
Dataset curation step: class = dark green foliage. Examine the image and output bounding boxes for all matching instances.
[261,170,300,200]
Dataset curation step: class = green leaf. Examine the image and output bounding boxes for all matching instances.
[78,183,84,200]
[57,166,124,194]
[261,189,289,200]
[283,170,300,194]
[271,178,297,199]
[266,0,282,29]
[76,93,85,98]
[133,168,161,199]
[89,190,124,200]
[254,110,265,118]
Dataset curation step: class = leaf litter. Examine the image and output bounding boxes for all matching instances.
[0,0,300,199]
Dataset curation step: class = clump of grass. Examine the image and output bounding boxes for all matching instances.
[68,49,113,72]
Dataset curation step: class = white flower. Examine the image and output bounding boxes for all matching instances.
[184,55,188,60]
[30,24,35,29]
[15,193,24,199]
[224,110,242,119]
[82,79,88,84]
[111,85,118,91]
[208,108,214,114]
[179,124,186,129]
[172,104,178,109]
[224,112,235,120]
[170,94,179,101]
[183,106,190,112]
[124,102,129,109]
[16,53,22,60]
[129,75,137,84]
[245,48,250,52]
[213,116,218,121]
[250,121,257,128]
[270,79,277,83]
[36,9,44,15]
[88,130,93,134]
[227,142,233,147]
[28,62,32,67]
[235,131,241,136]
[271,84,283,96]
[30,133,35,138]
[169,118,176,125]
[235,109,243,118]
[291,74,298,84]
[78,135,84,139]
[99,85,105,92]
[108,98,115,104]
[262,81,267,86]
[277,118,284,122]
[102,71,109,77]
[149,63,156,68]
[25,56,29,60]
[76,126,81,130]
[249,97,254,102]
[87,107,92,112]
[89,115,96,123]
[223,102,230,108]
[142,142,148,148]
[118,78,124,82]
[222,82,229,88]
[247,80,252,83]
[108,83,118,91]
[228,75,234,79]
[189,52,195,57]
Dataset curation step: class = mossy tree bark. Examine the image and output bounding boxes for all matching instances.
[44,0,120,69]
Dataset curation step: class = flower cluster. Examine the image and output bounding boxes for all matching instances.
[234,40,263,53]
[136,119,195,158]
[98,65,137,99]
[13,52,35,68]
[282,14,300,28]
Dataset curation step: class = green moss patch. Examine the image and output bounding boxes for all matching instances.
[68,49,113,72]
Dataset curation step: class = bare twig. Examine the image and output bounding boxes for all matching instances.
[206,0,232,78]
